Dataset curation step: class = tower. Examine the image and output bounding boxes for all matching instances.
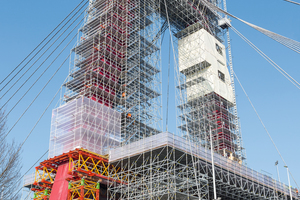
[31,0,162,199]
[24,0,300,199]
[178,24,242,162]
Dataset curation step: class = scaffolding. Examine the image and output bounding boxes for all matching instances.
[25,148,124,200]
[49,96,121,158]
[109,132,299,199]
[105,0,297,199]
[23,0,300,199]
[60,0,162,149]
[158,0,245,162]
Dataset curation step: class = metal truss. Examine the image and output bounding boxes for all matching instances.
[56,0,163,154]
[108,145,209,200]
[23,0,299,199]
[67,179,100,200]
[108,132,299,200]
[33,190,50,200]
[163,0,245,162]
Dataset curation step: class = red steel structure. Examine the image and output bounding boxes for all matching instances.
[28,0,162,197]
[23,0,300,199]
[31,148,124,200]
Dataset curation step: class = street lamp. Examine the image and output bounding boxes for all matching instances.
[284,166,292,200]
[209,127,217,200]
[275,161,281,182]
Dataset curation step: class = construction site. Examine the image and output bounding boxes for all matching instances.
[20,0,300,199]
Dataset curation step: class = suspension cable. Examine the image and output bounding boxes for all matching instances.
[0,17,83,125]
[0,45,73,142]
[165,36,171,132]
[231,25,300,90]
[0,76,68,200]
[0,5,86,107]
[163,0,203,197]
[0,0,87,92]
[202,0,300,54]
[0,57,70,180]
[223,0,246,163]
[2,45,70,196]
[234,71,299,190]
[284,0,300,6]
[11,150,49,199]
[232,24,300,187]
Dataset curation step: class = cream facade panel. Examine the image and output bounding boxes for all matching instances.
[178,28,234,103]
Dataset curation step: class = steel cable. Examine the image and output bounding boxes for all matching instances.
[165,36,171,132]
[0,3,87,106]
[284,0,300,6]
[231,25,300,90]
[202,0,300,54]
[0,62,69,198]
[0,0,87,92]
[0,15,85,124]
[0,31,77,141]
[234,71,300,191]
[10,150,49,199]
[163,0,203,197]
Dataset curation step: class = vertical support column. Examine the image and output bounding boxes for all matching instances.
[67,182,71,200]
[80,178,85,200]
[96,182,100,200]
[43,189,49,200]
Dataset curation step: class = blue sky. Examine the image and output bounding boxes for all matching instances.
[227,0,300,188]
[0,0,299,195]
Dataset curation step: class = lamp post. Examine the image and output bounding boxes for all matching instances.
[284,166,292,200]
[275,161,281,182]
[209,127,217,200]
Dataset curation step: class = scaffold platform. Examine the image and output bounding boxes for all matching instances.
[110,132,300,200]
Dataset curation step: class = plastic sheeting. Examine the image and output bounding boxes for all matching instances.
[49,96,121,158]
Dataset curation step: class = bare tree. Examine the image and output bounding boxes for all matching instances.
[0,109,22,199]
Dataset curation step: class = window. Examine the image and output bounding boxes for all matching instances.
[218,70,225,82]
[216,43,223,55]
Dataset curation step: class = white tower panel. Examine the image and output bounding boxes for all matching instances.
[178,28,234,104]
